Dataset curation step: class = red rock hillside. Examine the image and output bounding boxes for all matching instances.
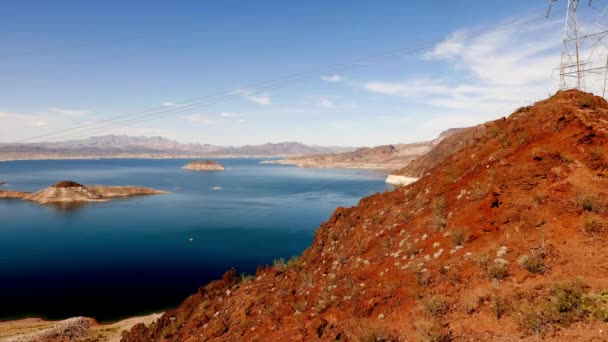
[123,90,608,341]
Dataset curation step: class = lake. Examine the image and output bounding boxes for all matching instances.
[0,158,389,321]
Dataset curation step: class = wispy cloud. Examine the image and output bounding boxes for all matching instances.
[364,78,450,98]
[234,90,272,106]
[182,114,218,125]
[161,102,182,107]
[321,74,342,82]
[48,107,89,117]
[219,112,241,117]
[362,20,566,129]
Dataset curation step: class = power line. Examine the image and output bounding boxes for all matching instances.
[1,12,546,147]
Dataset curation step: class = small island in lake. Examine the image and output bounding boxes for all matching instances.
[0,180,167,204]
[182,160,225,171]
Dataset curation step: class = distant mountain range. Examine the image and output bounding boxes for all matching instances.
[0,135,357,161]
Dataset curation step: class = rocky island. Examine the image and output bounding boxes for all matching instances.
[0,180,167,204]
[182,160,225,171]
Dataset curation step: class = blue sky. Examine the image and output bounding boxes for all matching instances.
[1,0,605,146]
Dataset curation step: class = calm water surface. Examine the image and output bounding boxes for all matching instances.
[0,158,388,321]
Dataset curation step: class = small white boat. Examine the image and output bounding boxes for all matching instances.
[212,186,223,190]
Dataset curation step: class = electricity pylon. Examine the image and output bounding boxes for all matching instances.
[548,0,608,95]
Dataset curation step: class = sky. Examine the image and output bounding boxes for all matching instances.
[1,0,608,147]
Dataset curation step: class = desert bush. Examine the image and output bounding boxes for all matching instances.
[584,215,604,235]
[579,96,594,109]
[359,327,401,342]
[287,256,301,270]
[516,280,587,334]
[432,197,446,213]
[590,147,604,161]
[579,195,601,213]
[416,320,452,342]
[518,254,546,274]
[415,196,431,210]
[240,273,254,282]
[417,270,431,286]
[471,182,487,201]
[448,228,470,247]
[582,291,608,321]
[423,295,450,318]
[273,258,286,268]
[491,293,509,319]
[479,255,509,280]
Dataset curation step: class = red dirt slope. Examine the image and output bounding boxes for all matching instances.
[123,90,608,341]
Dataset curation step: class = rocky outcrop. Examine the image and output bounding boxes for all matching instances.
[0,181,167,205]
[182,160,225,171]
[0,190,30,200]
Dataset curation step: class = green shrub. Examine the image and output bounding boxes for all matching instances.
[518,254,545,274]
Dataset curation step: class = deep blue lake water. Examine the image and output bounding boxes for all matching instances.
[0,158,388,321]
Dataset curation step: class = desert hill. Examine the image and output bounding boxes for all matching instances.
[263,129,464,170]
[122,90,608,341]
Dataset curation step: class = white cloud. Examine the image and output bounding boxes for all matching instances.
[321,75,342,82]
[48,107,89,117]
[234,90,272,106]
[219,112,241,117]
[182,114,218,125]
[364,78,450,98]
[161,102,180,107]
[238,119,247,123]
[361,20,571,130]
[319,98,335,108]
[247,95,271,105]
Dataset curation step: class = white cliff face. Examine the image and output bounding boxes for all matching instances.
[385,175,419,186]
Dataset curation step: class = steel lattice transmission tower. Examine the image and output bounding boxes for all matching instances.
[548,0,608,95]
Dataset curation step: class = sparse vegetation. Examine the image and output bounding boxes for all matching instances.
[359,327,401,342]
[516,280,588,334]
[518,254,546,274]
[478,255,509,280]
[584,215,604,235]
[287,256,301,270]
[273,258,286,269]
[240,273,254,282]
[471,182,487,201]
[491,293,509,319]
[416,320,452,342]
[422,295,449,318]
[578,96,594,109]
[448,228,470,247]
[578,195,601,213]
[590,147,604,161]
